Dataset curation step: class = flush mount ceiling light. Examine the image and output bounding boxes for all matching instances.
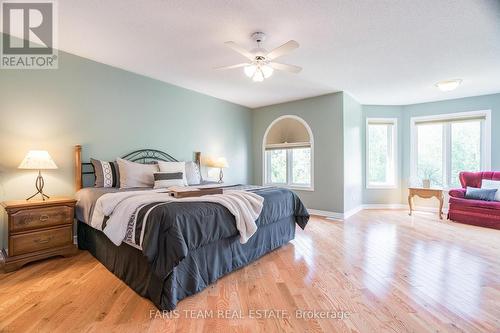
[215,32,302,82]
[435,79,463,92]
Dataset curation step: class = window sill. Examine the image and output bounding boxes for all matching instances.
[264,183,314,192]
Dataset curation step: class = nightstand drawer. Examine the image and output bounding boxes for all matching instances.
[10,206,73,233]
[10,226,73,256]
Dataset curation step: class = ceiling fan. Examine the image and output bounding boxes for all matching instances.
[215,32,302,82]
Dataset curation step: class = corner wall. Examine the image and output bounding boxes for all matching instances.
[343,93,363,213]
[252,93,345,213]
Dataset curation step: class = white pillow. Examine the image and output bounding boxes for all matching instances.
[158,161,188,186]
[153,172,185,189]
[481,179,500,201]
[117,158,159,188]
[185,161,201,185]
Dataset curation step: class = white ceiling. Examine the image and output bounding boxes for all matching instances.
[7,0,500,108]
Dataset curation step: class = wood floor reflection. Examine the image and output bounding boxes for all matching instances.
[0,210,499,332]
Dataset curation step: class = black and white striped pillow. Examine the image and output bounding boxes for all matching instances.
[91,158,120,188]
[153,172,185,189]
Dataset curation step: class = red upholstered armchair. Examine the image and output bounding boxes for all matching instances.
[448,171,500,230]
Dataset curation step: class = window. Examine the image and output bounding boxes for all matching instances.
[263,116,313,190]
[366,118,397,188]
[410,111,491,188]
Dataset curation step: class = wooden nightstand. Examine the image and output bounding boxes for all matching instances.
[1,197,77,272]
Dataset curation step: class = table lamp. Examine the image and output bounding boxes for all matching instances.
[206,157,228,183]
[18,150,58,201]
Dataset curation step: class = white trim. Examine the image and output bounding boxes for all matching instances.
[262,115,314,191]
[410,110,491,189]
[410,110,490,123]
[308,205,363,220]
[265,142,311,149]
[307,209,344,220]
[309,204,449,221]
[361,204,448,214]
[288,186,315,192]
[366,117,398,189]
[362,204,406,210]
[343,206,364,219]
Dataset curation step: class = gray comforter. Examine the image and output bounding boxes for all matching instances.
[76,186,309,287]
[134,187,309,281]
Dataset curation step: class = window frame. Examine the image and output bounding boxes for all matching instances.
[262,115,314,191]
[366,118,398,189]
[410,110,491,189]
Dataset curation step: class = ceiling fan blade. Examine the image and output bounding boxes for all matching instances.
[214,63,251,70]
[269,62,302,73]
[266,40,299,60]
[224,41,255,60]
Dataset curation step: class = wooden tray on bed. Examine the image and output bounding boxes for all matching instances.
[170,187,223,198]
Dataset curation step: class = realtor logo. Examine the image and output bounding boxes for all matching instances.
[1,0,58,69]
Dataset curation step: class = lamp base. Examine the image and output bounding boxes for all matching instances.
[26,170,50,201]
[218,168,224,184]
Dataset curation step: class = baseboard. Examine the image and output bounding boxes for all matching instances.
[308,204,448,220]
[362,203,448,214]
[307,205,363,220]
[343,206,364,219]
[307,209,344,220]
[362,204,406,210]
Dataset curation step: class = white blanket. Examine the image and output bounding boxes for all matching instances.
[90,190,264,246]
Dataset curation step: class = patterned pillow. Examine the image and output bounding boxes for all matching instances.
[153,172,185,189]
[91,158,120,188]
[185,161,201,185]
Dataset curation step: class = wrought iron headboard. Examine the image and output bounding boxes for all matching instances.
[121,149,178,164]
[74,145,201,190]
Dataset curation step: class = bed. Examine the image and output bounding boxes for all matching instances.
[74,145,309,310]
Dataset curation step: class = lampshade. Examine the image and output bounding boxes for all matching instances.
[18,150,58,170]
[244,64,273,82]
[205,157,228,169]
[261,65,273,78]
[244,65,257,78]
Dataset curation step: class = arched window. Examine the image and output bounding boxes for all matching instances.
[262,115,314,190]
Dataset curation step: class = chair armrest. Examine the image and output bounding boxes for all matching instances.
[449,188,466,199]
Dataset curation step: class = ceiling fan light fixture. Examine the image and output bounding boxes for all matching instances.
[435,79,462,91]
[261,65,274,78]
[252,70,264,82]
[244,65,257,78]
[220,32,301,81]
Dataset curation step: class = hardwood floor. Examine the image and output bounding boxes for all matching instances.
[1,210,499,333]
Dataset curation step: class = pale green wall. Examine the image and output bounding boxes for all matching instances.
[2,29,499,242]
[343,93,363,212]
[362,93,500,205]
[0,45,252,249]
[252,93,345,213]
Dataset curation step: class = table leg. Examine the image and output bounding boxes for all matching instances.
[408,194,414,216]
[438,194,444,220]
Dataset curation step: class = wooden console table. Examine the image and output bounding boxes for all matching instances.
[408,187,444,219]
